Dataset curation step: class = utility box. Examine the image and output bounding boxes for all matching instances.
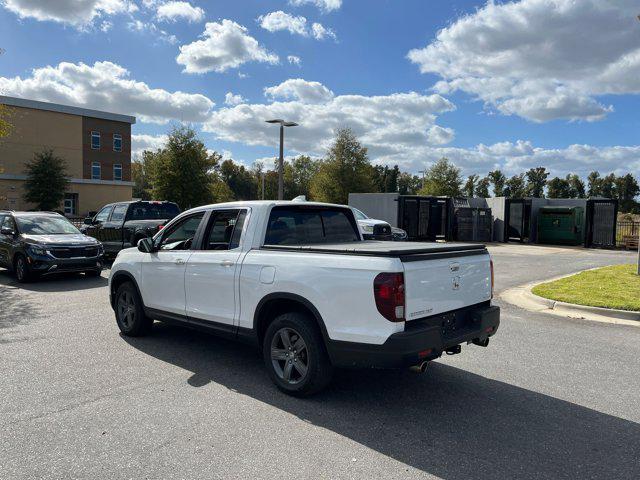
[537,206,584,245]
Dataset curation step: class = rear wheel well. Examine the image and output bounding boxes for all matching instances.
[255,297,326,347]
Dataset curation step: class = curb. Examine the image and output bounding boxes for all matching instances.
[500,271,640,327]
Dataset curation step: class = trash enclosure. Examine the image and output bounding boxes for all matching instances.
[536,206,584,245]
[348,193,452,242]
[585,199,618,248]
[452,198,493,242]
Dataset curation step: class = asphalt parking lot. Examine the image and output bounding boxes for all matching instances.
[1,244,638,480]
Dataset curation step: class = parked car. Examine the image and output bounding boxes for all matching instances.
[0,210,104,282]
[109,201,499,396]
[82,201,180,257]
[352,207,408,241]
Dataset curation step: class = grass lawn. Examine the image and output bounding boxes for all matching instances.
[532,264,640,311]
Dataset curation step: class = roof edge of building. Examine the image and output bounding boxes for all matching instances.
[0,95,136,125]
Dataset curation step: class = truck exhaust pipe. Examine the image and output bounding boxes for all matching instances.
[409,361,429,374]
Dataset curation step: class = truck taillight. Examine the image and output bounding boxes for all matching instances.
[490,259,494,299]
[374,272,405,322]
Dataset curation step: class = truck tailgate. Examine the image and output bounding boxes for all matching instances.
[403,251,491,320]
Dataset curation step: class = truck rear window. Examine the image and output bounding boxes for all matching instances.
[265,207,360,245]
[128,203,180,221]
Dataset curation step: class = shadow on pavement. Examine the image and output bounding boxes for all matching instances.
[123,322,640,480]
[0,268,108,292]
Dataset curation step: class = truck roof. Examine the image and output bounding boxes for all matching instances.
[185,200,353,214]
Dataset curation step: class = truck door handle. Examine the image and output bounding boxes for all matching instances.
[175,258,186,265]
[220,260,234,267]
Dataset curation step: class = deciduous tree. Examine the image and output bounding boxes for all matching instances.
[418,158,462,197]
[525,167,549,198]
[488,170,506,197]
[23,149,68,211]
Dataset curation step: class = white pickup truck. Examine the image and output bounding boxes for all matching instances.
[109,201,499,395]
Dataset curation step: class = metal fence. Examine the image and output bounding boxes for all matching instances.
[68,217,86,229]
[616,221,640,248]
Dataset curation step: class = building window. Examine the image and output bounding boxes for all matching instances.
[92,162,101,180]
[113,164,122,181]
[113,133,122,152]
[91,131,100,150]
[63,193,78,216]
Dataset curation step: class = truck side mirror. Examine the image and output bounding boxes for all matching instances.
[137,237,156,253]
[84,217,93,225]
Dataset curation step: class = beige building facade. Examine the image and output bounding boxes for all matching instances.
[0,96,136,217]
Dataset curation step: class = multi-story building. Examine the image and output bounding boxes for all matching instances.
[0,95,136,217]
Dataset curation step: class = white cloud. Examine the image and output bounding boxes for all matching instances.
[408,0,640,122]
[288,0,341,13]
[156,1,204,23]
[127,19,178,44]
[2,0,136,26]
[287,55,301,66]
[311,22,335,40]
[259,11,308,36]
[258,11,336,41]
[132,133,167,157]
[426,125,454,145]
[177,20,279,73]
[0,61,215,124]
[224,92,246,106]
[264,79,334,104]
[205,81,456,162]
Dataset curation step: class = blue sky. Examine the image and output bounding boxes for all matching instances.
[1,0,639,178]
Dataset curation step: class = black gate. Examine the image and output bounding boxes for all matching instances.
[454,208,492,242]
[585,199,618,248]
[505,199,532,242]
[398,196,451,241]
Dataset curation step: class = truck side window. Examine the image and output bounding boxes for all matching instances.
[110,204,128,223]
[95,206,113,223]
[204,210,246,250]
[265,207,359,245]
[158,213,205,251]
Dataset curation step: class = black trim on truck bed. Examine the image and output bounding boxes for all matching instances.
[262,241,488,259]
[326,302,500,369]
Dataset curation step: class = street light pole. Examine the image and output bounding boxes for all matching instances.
[266,119,298,200]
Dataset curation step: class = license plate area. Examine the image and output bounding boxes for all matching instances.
[441,311,475,339]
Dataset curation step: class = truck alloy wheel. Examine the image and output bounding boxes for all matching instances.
[270,327,309,385]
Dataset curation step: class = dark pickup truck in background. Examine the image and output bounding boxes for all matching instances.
[81,201,180,257]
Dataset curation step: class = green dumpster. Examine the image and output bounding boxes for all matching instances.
[537,206,584,245]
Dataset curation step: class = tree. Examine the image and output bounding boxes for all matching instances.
[146,126,216,209]
[546,177,571,198]
[475,177,491,198]
[566,174,586,198]
[23,149,69,211]
[0,104,12,139]
[600,173,616,198]
[418,157,462,197]
[289,155,319,198]
[397,172,421,195]
[132,155,152,200]
[525,167,549,198]
[219,158,257,200]
[309,128,375,204]
[372,165,400,193]
[587,171,602,197]
[488,170,506,197]
[504,174,526,198]
[463,174,478,197]
[614,173,640,213]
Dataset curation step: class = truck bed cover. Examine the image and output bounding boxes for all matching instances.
[262,241,488,260]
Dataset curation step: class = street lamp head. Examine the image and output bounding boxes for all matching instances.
[266,119,284,124]
[283,122,299,127]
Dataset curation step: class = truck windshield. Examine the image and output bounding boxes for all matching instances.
[16,216,80,235]
[265,207,361,245]
[129,203,180,220]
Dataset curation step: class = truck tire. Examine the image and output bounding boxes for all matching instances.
[14,254,33,283]
[263,312,333,396]
[114,281,153,336]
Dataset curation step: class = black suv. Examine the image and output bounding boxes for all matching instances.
[0,211,104,282]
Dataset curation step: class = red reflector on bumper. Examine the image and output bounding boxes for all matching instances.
[418,349,432,359]
[485,326,494,333]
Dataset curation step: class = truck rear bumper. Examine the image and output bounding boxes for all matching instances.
[326,303,500,369]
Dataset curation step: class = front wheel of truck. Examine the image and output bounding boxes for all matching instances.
[263,312,333,396]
